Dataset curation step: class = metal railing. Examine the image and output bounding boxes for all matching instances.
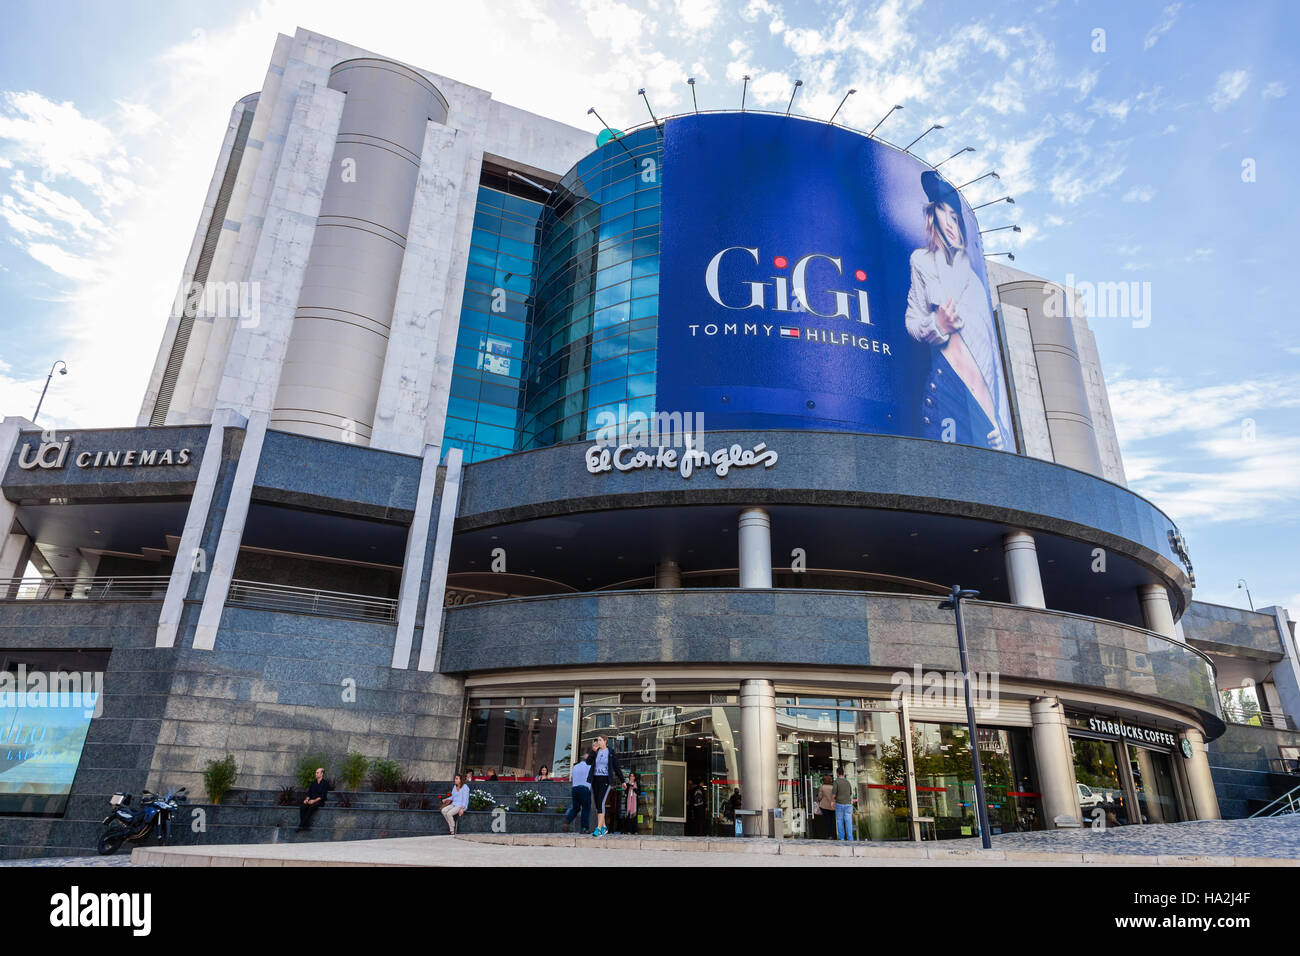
[226,579,398,622]
[1220,705,1296,731]
[0,575,171,601]
[1249,783,1300,818]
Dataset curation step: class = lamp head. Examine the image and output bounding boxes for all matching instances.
[637,88,645,96]
[688,77,695,85]
[794,79,803,87]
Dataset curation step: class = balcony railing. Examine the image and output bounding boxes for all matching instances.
[0,575,171,601]
[226,579,398,622]
[1220,705,1296,731]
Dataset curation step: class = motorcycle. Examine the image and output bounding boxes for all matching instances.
[97,787,187,856]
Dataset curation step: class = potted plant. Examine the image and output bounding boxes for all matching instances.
[203,754,238,805]
[340,751,369,791]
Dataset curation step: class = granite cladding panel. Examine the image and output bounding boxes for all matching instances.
[454,430,1187,592]
[441,590,1219,715]
[253,429,421,518]
[1181,601,1283,656]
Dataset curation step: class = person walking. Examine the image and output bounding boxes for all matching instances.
[440,773,470,835]
[621,771,641,834]
[833,766,855,842]
[587,735,624,837]
[563,753,593,833]
[816,774,836,839]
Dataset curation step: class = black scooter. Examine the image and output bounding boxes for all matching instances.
[97,787,187,856]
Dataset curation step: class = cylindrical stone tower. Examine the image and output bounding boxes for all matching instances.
[271,58,448,443]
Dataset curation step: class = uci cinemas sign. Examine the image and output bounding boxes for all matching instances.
[17,436,192,471]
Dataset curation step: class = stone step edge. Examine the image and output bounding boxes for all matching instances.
[455,834,1300,866]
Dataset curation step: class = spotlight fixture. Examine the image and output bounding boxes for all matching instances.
[903,123,943,152]
[959,170,999,189]
[868,104,903,137]
[971,195,1015,210]
[786,79,803,115]
[741,75,751,111]
[687,77,698,113]
[828,88,856,125]
[934,145,975,169]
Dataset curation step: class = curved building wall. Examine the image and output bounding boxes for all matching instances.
[272,58,449,444]
[521,127,663,449]
[997,279,1105,476]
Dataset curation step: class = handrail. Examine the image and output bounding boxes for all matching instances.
[1219,705,1296,731]
[227,578,397,622]
[1249,782,1300,817]
[0,575,171,601]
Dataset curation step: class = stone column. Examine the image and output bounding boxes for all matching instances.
[1029,697,1081,828]
[193,410,269,651]
[416,447,464,672]
[740,679,778,836]
[1181,727,1221,820]
[0,417,35,596]
[391,442,441,668]
[654,560,681,589]
[738,508,772,589]
[1138,583,1179,641]
[1002,530,1046,608]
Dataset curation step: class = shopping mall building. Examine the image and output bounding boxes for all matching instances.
[2,29,1299,854]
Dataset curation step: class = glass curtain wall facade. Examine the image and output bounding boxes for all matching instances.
[577,692,742,837]
[445,180,544,464]
[521,128,663,449]
[462,697,574,779]
[911,723,1043,838]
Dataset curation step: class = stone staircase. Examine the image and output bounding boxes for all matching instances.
[0,780,577,861]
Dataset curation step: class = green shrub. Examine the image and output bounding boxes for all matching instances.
[203,754,239,805]
[468,789,496,811]
[340,751,369,791]
[370,759,403,792]
[296,754,331,788]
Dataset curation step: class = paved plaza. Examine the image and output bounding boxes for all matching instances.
[1,816,1293,868]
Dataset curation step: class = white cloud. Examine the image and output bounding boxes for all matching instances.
[0,91,134,206]
[1208,70,1250,111]
[1088,97,1130,122]
[1122,185,1154,202]
[672,0,720,33]
[1262,81,1287,99]
[1143,3,1182,50]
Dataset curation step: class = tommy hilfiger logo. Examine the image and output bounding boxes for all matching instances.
[704,246,874,324]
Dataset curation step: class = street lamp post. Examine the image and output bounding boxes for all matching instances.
[940,584,993,850]
[32,360,67,424]
[1237,579,1254,612]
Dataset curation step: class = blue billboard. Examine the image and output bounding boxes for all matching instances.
[657,113,1014,451]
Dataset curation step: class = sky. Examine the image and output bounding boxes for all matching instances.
[0,0,1296,617]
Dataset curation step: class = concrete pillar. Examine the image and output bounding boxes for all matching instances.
[739,679,778,836]
[1138,583,1178,641]
[1181,727,1221,820]
[416,447,463,672]
[271,58,449,444]
[1002,530,1046,608]
[1029,697,1081,828]
[996,280,1104,476]
[194,410,269,650]
[738,508,772,589]
[391,443,442,669]
[0,418,36,599]
[156,410,243,648]
[654,560,681,589]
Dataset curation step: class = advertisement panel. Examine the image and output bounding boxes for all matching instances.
[657,113,1014,451]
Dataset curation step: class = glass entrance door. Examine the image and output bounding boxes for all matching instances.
[1128,744,1184,824]
[1070,736,1132,826]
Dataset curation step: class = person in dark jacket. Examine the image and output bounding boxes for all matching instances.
[297,767,328,831]
[586,735,623,837]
